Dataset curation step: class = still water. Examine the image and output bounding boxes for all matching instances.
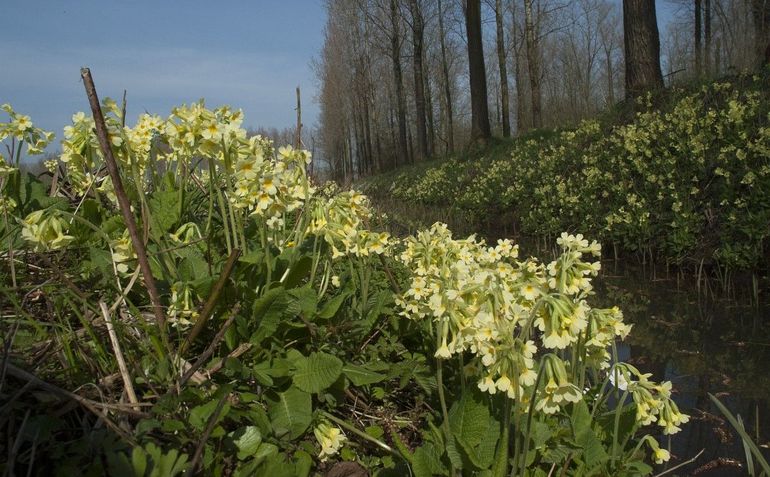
[595,262,770,476]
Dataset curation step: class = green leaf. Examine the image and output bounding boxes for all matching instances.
[131,447,148,477]
[233,426,262,460]
[390,430,415,465]
[412,443,447,477]
[444,434,464,470]
[292,352,343,394]
[14,172,48,212]
[449,392,490,448]
[254,442,278,466]
[710,393,770,475]
[624,460,653,475]
[176,248,209,282]
[190,399,228,431]
[252,361,275,386]
[102,215,126,236]
[472,416,500,469]
[250,287,296,344]
[148,189,181,239]
[292,450,313,477]
[530,421,553,449]
[316,292,349,320]
[342,363,386,386]
[572,400,608,468]
[266,386,312,439]
[239,250,264,264]
[288,286,317,318]
[280,255,313,289]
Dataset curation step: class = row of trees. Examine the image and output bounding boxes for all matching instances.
[314,0,770,181]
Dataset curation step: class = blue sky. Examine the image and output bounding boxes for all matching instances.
[1,1,326,142]
[2,1,677,150]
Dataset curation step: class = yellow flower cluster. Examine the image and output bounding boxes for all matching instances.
[396,226,668,426]
[165,102,248,160]
[0,196,16,214]
[611,363,690,435]
[124,113,164,167]
[60,111,103,194]
[167,282,200,328]
[21,210,74,252]
[110,230,136,275]
[309,190,390,259]
[397,223,536,398]
[313,421,346,461]
[380,78,770,269]
[231,145,313,227]
[0,104,54,155]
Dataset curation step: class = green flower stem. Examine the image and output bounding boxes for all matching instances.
[492,397,511,477]
[262,226,273,286]
[511,399,521,477]
[516,362,545,477]
[589,376,612,421]
[207,158,231,253]
[610,389,630,468]
[309,235,321,284]
[205,160,215,237]
[436,357,457,476]
[177,159,186,227]
[3,210,15,289]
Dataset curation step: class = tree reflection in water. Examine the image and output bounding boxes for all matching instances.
[596,265,770,476]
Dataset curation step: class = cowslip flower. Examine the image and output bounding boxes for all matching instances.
[314,422,346,461]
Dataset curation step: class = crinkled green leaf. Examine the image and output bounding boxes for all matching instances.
[292,352,343,394]
[449,391,489,448]
[342,363,386,386]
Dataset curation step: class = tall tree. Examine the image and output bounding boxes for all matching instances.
[495,0,511,137]
[598,1,621,106]
[437,0,455,152]
[409,0,429,160]
[751,0,770,66]
[695,0,703,75]
[465,0,491,141]
[390,0,410,165]
[523,0,543,128]
[704,0,712,73]
[510,2,529,134]
[623,0,664,98]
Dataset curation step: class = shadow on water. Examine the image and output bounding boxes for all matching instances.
[595,261,770,476]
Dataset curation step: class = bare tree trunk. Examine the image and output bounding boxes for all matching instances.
[623,0,664,98]
[695,0,703,76]
[387,87,397,167]
[466,0,491,142]
[438,0,454,152]
[751,0,770,67]
[495,0,511,137]
[425,74,436,157]
[511,3,528,134]
[524,0,542,129]
[409,0,429,160]
[363,95,374,174]
[390,0,409,167]
[605,46,615,106]
[705,0,712,74]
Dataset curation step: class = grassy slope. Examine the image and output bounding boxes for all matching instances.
[361,73,770,273]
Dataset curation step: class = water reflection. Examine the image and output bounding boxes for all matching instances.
[596,263,770,476]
